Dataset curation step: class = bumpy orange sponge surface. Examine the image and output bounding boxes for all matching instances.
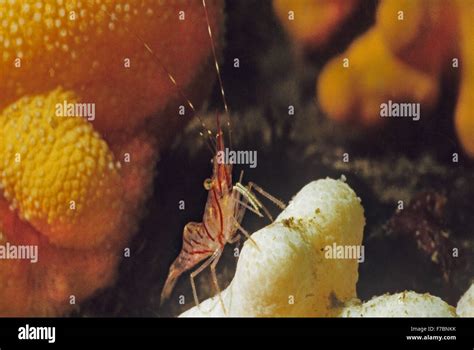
[0,0,223,133]
[0,88,160,316]
[0,0,224,316]
[0,89,124,249]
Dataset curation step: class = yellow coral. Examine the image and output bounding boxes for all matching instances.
[0,89,124,249]
[317,29,438,125]
[315,0,474,157]
[455,1,474,157]
[0,0,225,316]
[0,0,224,133]
[377,0,458,74]
[273,0,360,49]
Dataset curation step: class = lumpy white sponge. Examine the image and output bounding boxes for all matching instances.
[339,292,456,317]
[456,283,474,317]
[180,178,365,317]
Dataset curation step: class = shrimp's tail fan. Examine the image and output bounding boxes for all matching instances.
[160,261,182,306]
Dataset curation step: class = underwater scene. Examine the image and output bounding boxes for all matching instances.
[0,0,473,322]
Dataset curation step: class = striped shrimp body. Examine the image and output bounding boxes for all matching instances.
[161,117,285,313]
[160,117,245,312]
[160,115,286,313]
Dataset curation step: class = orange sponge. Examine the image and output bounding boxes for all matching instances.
[273,0,360,49]
[454,1,474,157]
[0,0,224,316]
[0,89,124,249]
[314,0,474,158]
[317,29,438,125]
[0,0,224,133]
[0,128,158,316]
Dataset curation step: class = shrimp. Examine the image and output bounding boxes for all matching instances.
[102,0,286,313]
[160,109,286,313]
[160,1,288,313]
[160,113,241,312]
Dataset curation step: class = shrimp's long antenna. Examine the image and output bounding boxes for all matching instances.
[202,0,232,149]
[101,8,217,153]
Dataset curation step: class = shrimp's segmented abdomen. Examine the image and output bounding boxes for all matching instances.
[160,221,218,303]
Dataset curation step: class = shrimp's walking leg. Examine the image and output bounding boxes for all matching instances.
[248,182,287,210]
[232,217,260,250]
[190,252,218,309]
[235,199,263,217]
[235,182,274,221]
[210,249,227,315]
[227,233,241,244]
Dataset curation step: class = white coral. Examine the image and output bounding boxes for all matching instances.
[180,178,365,317]
[456,283,474,317]
[339,292,456,317]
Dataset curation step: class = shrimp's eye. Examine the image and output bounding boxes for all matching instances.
[203,178,212,190]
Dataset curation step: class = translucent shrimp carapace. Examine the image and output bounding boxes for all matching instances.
[154,1,286,312]
[160,116,245,311]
